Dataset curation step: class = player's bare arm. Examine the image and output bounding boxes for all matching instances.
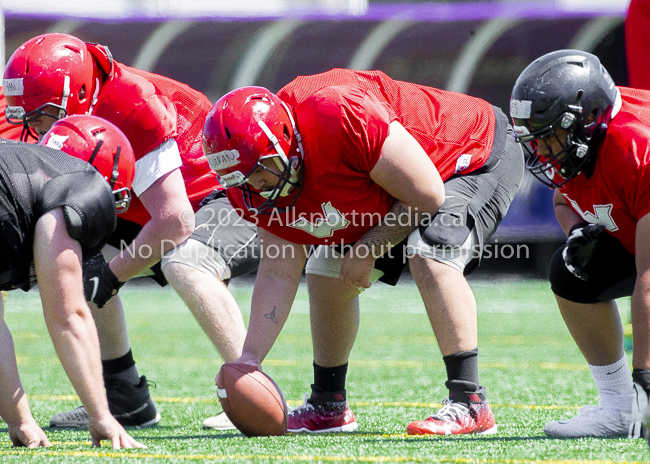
[632,212,650,368]
[340,121,445,288]
[553,189,584,235]
[109,168,195,282]
[0,300,52,448]
[33,208,144,449]
[238,228,307,366]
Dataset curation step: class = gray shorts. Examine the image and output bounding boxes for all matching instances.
[161,193,259,281]
[414,131,525,274]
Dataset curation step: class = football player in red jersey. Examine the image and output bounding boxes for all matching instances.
[204,69,524,435]
[3,33,259,430]
[0,115,144,449]
[511,49,650,440]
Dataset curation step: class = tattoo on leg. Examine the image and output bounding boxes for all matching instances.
[264,306,278,323]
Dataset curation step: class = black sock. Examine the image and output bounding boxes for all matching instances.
[632,369,650,391]
[443,349,484,404]
[102,350,139,386]
[443,349,479,384]
[308,362,347,404]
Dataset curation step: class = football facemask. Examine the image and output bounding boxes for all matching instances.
[514,112,589,188]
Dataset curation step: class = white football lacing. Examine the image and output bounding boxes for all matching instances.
[291,393,315,415]
[431,399,470,421]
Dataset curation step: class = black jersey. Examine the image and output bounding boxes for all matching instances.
[0,140,116,290]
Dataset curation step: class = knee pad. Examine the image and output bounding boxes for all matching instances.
[549,241,635,303]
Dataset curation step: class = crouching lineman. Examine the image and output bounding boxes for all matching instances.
[4,33,260,430]
[205,69,524,435]
[0,115,143,448]
[510,49,650,440]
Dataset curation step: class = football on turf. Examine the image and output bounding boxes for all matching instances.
[217,362,288,437]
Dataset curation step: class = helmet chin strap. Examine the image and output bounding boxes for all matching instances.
[257,108,304,198]
[59,76,71,119]
[87,77,100,115]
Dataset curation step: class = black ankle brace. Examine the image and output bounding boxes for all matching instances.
[308,384,347,405]
[445,379,487,405]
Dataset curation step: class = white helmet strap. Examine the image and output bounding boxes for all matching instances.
[59,75,71,119]
[87,78,100,115]
[255,101,304,196]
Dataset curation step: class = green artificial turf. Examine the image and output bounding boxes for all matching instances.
[1,275,648,463]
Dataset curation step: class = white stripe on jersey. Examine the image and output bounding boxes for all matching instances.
[132,138,183,196]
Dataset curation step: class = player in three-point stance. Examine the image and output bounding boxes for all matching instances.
[205,69,524,435]
[3,33,259,430]
[511,49,650,440]
[0,115,144,448]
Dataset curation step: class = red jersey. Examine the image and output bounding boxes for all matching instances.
[228,69,498,245]
[560,87,650,255]
[87,44,219,226]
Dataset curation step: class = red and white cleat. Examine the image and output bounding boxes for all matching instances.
[288,394,358,433]
[407,399,497,435]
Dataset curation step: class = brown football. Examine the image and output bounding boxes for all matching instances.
[217,362,288,437]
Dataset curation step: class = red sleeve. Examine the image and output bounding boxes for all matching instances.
[116,94,177,157]
[631,152,650,221]
[302,86,394,173]
[93,66,177,158]
[609,128,650,220]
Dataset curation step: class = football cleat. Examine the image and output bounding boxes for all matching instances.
[407,399,497,435]
[50,375,161,429]
[544,405,630,438]
[202,411,237,430]
[630,383,648,439]
[287,393,358,433]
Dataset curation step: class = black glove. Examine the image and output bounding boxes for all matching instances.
[562,222,606,282]
[82,254,125,308]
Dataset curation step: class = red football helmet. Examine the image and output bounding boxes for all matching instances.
[3,33,102,141]
[203,86,303,214]
[40,115,135,214]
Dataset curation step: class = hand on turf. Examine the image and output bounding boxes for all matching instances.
[88,415,146,449]
[8,421,51,448]
[562,222,606,282]
[339,246,376,289]
[82,254,125,308]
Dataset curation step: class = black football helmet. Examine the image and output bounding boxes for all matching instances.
[510,49,617,188]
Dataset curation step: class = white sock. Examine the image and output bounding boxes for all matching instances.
[588,354,634,411]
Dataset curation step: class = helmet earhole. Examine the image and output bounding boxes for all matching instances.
[79,84,86,100]
[283,125,290,143]
[225,127,231,139]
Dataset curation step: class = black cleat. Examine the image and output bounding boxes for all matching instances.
[50,375,161,429]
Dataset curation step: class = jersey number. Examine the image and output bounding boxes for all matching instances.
[288,202,350,238]
[564,196,619,232]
